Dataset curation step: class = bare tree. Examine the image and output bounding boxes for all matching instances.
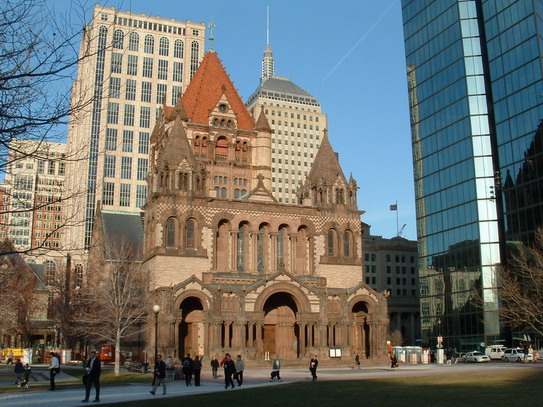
[74,237,149,376]
[387,329,404,347]
[494,229,543,338]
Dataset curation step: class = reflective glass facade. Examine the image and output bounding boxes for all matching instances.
[402,0,543,350]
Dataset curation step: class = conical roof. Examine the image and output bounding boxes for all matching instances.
[255,107,272,133]
[306,129,346,184]
[182,52,255,131]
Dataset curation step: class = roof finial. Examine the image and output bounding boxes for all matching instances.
[208,17,216,52]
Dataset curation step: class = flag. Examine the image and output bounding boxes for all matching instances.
[390,204,397,211]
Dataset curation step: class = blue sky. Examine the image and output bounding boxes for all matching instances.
[53,0,416,240]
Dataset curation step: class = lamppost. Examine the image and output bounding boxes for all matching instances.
[153,304,160,364]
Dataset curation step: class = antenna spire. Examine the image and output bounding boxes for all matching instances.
[266,6,270,46]
[262,7,274,80]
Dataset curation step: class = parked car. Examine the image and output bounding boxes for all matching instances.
[502,348,534,362]
[464,351,490,363]
[485,345,507,360]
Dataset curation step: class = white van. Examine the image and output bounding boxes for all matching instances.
[485,345,507,360]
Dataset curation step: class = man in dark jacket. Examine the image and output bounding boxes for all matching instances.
[220,353,235,389]
[82,350,101,403]
[182,353,193,386]
[309,355,318,381]
[150,354,167,395]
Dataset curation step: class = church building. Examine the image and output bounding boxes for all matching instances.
[143,49,389,362]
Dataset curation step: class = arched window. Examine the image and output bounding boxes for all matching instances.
[257,225,268,273]
[128,32,139,51]
[237,224,247,272]
[159,37,169,56]
[113,29,124,49]
[214,186,220,197]
[144,34,154,54]
[234,189,240,199]
[344,230,352,257]
[167,218,176,247]
[221,187,227,199]
[277,227,286,271]
[174,39,184,58]
[179,172,189,191]
[327,229,336,256]
[190,41,199,78]
[186,219,195,248]
[215,137,228,156]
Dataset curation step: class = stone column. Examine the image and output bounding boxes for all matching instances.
[270,233,278,272]
[250,232,258,274]
[300,323,306,356]
[203,322,210,356]
[231,231,238,273]
[289,234,297,274]
[256,322,263,357]
[248,322,254,347]
[308,236,314,274]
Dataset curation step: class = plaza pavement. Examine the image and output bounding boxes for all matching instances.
[0,361,541,407]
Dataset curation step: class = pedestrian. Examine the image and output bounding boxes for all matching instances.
[234,354,245,387]
[193,355,202,386]
[14,358,24,387]
[165,356,172,367]
[270,355,282,382]
[182,353,193,386]
[355,353,361,369]
[210,355,219,379]
[81,350,101,403]
[391,353,398,370]
[150,354,167,396]
[221,353,235,389]
[7,350,14,365]
[22,363,31,388]
[309,355,318,381]
[48,352,60,391]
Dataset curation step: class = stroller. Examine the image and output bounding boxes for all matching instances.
[19,364,31,388]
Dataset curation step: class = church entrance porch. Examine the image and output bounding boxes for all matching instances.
[178,297,205,358]
[262,292,299,360]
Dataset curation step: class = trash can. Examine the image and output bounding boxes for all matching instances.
[142,363,149,374]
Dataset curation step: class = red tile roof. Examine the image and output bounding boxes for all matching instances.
[182,51,256,131]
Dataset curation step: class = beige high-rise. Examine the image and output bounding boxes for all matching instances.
[63,5,206,253]
[246,38,327,204]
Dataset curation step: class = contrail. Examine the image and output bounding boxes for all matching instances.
[323,0,399,82]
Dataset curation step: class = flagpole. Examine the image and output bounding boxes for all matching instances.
[396,200,399,236]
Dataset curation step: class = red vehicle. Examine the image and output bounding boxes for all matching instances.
[99,346,124,363]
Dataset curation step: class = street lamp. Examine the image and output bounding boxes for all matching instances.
[153,304,160,364]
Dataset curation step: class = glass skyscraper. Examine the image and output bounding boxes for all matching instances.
[402,0,543,350]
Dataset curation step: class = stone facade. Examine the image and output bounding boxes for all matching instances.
[144,50,389,362]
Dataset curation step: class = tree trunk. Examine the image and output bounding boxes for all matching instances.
[115,330,121,377]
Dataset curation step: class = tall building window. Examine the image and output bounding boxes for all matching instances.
[156,83,167,104]
[159,37,169,56]
[102,182,114,205]
[122,130,133,152]
[173,61,183,82]
[123,104,135,126]
[140,106,151,128]
[190,41,199,78]
[125,79,136,100]
[158,59,168,80]
[141,81,152,102]
[138,132,150,154]
[127,54,138,75]
[103,155,116,178]
[143,57,153,78]
[171,85,182,105]
[186,219,195,248]
[144,34,154,53]
[121,156,132,179]
[111,52,122,73]
[37,160,44,173]
[137,158,148,180]
[107,102,119,124]
[106,128,117,150]
[48,161,55,175]
[166,218,176,247]
[128,32,139,51]
[120,184,131,207]
[113,29,124,49]
[174,39,184,58]
[136,185,147,208]
[109,77,120,98]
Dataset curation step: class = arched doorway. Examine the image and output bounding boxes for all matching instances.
[352,301,372,359]
[263,292,299,360]
[179,297,204,358]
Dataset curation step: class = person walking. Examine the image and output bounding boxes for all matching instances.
[210,356,219,379]
[220,353,235,389]
[22,363,31,388]
[309,355,318,381]
[391,353,398,370]
[48,352,60,391]
[182,353,194,386]
[150,354,167,396]
[14,359,24,387]
[81,350,101,403]
[355,353,361,369]
[193,355,202,386]
[7,350,14,365]
[270,355,282,382]
[234,355,245,387]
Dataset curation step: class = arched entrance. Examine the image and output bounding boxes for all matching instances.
[179,297,204,358]
[352,301,372,359]
[263,292,299,360]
